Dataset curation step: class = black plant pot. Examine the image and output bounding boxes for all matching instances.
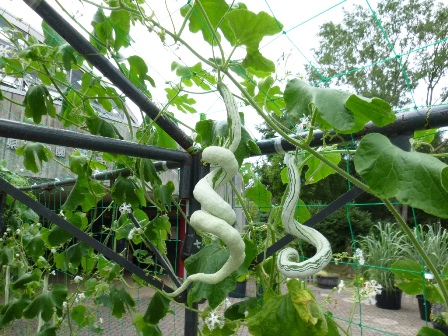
[229,281,247,298]
[416,294,432,321]
[375,288,402,310]
[316,275,339,289]
[432,322,448,335]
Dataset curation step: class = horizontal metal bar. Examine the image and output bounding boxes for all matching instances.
[255,105,448,155]
[0,119,190,163]
[23,0,195,153]
[18,161,181,191]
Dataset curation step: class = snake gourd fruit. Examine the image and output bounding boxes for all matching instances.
[168,81,244,297]
[277,155,332,278]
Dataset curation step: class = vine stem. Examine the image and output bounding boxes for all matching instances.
[229,179,255,238]
[4,265,10,305]
[37,273,49,332]
[222,69,373,194]
[383,198,448,307]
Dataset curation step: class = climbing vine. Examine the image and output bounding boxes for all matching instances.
[0,1,448,336]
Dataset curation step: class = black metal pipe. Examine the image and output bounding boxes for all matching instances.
[0,119,190,163]
[255,105,448,155]
[18,161,181,191]
[23,0,195,153]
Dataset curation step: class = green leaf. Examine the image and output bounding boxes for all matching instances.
[224,10,283,76]
[23,84,56,124]
[154,124,178,150]
[71,305,95,328]
[247,279,331,336]
[0,296,31,328]
[304,152,341,184]
[16,142,53,173]
[111,176,146,209]
[66,242,92,267]
[47,211,87,246]
[284,79,394,133]
[133,313,163,336]
[165,88,196,114]
[414,129,438,144]
[180,0,230,45]
[110,9,131,52]
[127,55,155,89]
[245,182,272,212]
[23,233,46,262]
[185,239,256,309]
[62,176,106,212]
[224,297,261,321]
[417,326,446,336]
[144,292,172,325]
[153,181,175,211]
[391,260,425,295]
[254,77,284,115]
[109,285,135,318]
[0,247,13,266]
[35,325,58,336]
[12,268,42,290]
[171,61,216,90]
[136,158,162,185]
[86,115,122,139]
[354,133,448,218]
[23,285,68,321]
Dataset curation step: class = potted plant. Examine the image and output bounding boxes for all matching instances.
[315,270,339,289]
[361,222,407,310]
[391,224,448,320]
[431,303,448,335]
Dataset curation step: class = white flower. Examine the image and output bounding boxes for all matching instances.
[119,203,132,214]
[205,311,225,331]
[51,248,57,254]
[358,256,365,265]
[16,229,21,234]
[15,253,20,257]
[296,115,311,133]
[128,227,137,240]
[74,275,83,283]
[338,280,345,294]
[54,178,60,182]
[59,210,65,218]
[63,301,68,308]
[98,317,103,324]
[354,248,365,265]
[6,228,11,232]
[0,238,3,242]
[425,273,435,280]
[50,270,56,276]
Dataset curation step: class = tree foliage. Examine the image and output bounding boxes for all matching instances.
[307,0,448,108]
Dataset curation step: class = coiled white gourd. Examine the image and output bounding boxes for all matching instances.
[277,155,332,278]
[168,80,245,297]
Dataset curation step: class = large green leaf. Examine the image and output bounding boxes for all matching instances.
[47,211,87,247]
[133,313,163,336]
[86,115,122,139]
[254,76,284,116]
[165,88,196,113]
[245,181,272,212]
[23,84,56,124]
[0,247,13,266]
[247,279,332,336]
[71,305,95,328]
[16,142,54,173]
[417,326,446,336]
[110,9,131,52]
[224,10,283,76]
[62,176,106,212]
[111,176,146,209]
[12,269,42,290]
[391,260,425,295]
[284,79,395,133]
[143,292,172,325]
[23,285,68,322]
[185,239,257,309]
[127,55,155,89]
[0,296,31,328]
[23,233,46,262]
[354,133,448,218]
[180,0,230,45]
[109,285,136,318]
[137,158,162,185]
[66,242,92,267]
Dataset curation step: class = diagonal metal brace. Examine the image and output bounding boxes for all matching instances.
[255,186,365,264]
[0,177,172,293]
[127,213,181,287]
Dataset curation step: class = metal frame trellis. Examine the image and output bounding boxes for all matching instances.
[0,1,445,335]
